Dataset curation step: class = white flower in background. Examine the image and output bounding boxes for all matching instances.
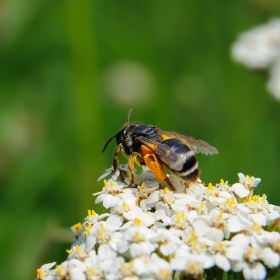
[232,19,280,69]
[103,61,155,106]
[36,167,280,280]
[268,58,280,100]
[232,18,280,101]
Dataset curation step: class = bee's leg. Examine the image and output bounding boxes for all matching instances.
[164,176,177,192]
[112,145,121,173]
[143,154,176,191]
[128,155,136,187]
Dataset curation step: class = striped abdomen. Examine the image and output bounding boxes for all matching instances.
[155,138,200,182]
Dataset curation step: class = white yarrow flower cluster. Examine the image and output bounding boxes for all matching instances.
[231,18,280,100]
[36,166,280,280]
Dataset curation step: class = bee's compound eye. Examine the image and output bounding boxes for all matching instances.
[116,131,123,145]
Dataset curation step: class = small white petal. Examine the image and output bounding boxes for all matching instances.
[170,258,186,270]
[243,262,266,280]
[232,183,250,197]
[193,220,210,237]
[98,244,116,261]
[160,242,177,256]
[154,209,166,221]
[85,235,96,252]
[215,254,231,272]
[103,194,119,209]
[251,213,267,226]
[40,262,56,271]
[227,216,244,233]
[261,247,280,268]
[226,245,245,261]
[205,228,224,241]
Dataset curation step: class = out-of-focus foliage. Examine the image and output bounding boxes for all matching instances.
[0,1,279,279]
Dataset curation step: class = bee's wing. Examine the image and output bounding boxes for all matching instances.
[136,136,182,165]
[154,127,218,155]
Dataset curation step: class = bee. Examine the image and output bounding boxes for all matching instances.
[102,110,218,191]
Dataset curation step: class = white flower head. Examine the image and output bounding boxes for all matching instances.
[36,262,56,280]
[232,173,261,199]
[112,198,143,221]
[94,178,135,209]
[267,58,280,100]
[153,228,182,256]
[122,226,158,258]
[37,166,280,280]
[231,19,280,69]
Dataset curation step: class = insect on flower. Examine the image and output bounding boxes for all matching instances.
[102,110,218,191]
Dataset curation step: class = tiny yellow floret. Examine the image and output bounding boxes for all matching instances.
[134,218,142,226]
[202,242,206,250]
[218,210,223,221]
[181,211,185,220]
[200,201,205,209]
[37,269,45,278]
[231,197,235,206]
[190,262,196,271]
[219,242,224,250]
[123,202,128,210]
[75,245,83,252]
[208,183,214,191]
[176,212,181,224]
[56,265,63,275]
[85,225,92,234]
[189,231,195,242]
[192,241,197,250]
[104,179,108,187]
[88,210,96,216]
[100,223,105,232]
[74,223,82,234]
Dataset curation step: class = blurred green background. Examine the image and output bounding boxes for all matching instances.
[1,0,280,279]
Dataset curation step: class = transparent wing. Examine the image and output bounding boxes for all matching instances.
[136,136,182,165]
[153,127,218,155]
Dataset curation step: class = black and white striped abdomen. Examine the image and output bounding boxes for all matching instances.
[155,138,200,182]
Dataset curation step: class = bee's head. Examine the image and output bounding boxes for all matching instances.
[116,123,139,145]
[102,124,140,153]
[102,109,136,153]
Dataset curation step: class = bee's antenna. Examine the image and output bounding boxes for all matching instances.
[102,134,117,152]
[127,108,133,123]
